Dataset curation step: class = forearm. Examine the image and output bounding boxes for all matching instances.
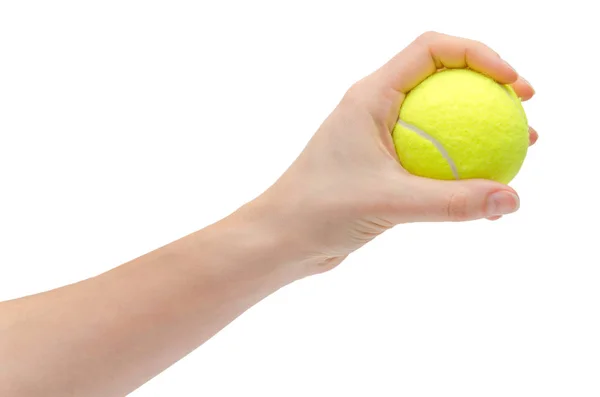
[0,200,304,397]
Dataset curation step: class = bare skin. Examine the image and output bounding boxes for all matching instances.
[0,32,537,397]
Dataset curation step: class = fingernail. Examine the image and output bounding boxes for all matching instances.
[486,191,520,216]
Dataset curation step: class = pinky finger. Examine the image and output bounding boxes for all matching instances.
[529,126,539,146]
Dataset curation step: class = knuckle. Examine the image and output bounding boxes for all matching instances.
[341,80,370,110]
[416,31,439,43]
[447,191,470,222]
[343,82,362,102]
[343,79,367,100]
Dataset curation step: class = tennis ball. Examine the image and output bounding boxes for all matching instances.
[391,68,529,184]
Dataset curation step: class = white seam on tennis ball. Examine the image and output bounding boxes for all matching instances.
[397,120,459,180]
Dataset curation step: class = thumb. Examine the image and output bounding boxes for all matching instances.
[391,176,521,223]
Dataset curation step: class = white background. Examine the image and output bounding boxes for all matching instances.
[1,1,598,396]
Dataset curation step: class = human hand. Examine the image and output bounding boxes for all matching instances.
[250,32,537,275]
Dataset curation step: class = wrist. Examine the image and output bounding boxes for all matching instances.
[195,196,317,289]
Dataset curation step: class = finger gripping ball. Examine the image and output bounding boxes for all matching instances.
[391,69,529,184]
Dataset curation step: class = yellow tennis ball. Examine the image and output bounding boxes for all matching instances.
[391,68,529,184]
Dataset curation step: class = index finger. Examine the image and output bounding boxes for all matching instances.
[377,32,519,94]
